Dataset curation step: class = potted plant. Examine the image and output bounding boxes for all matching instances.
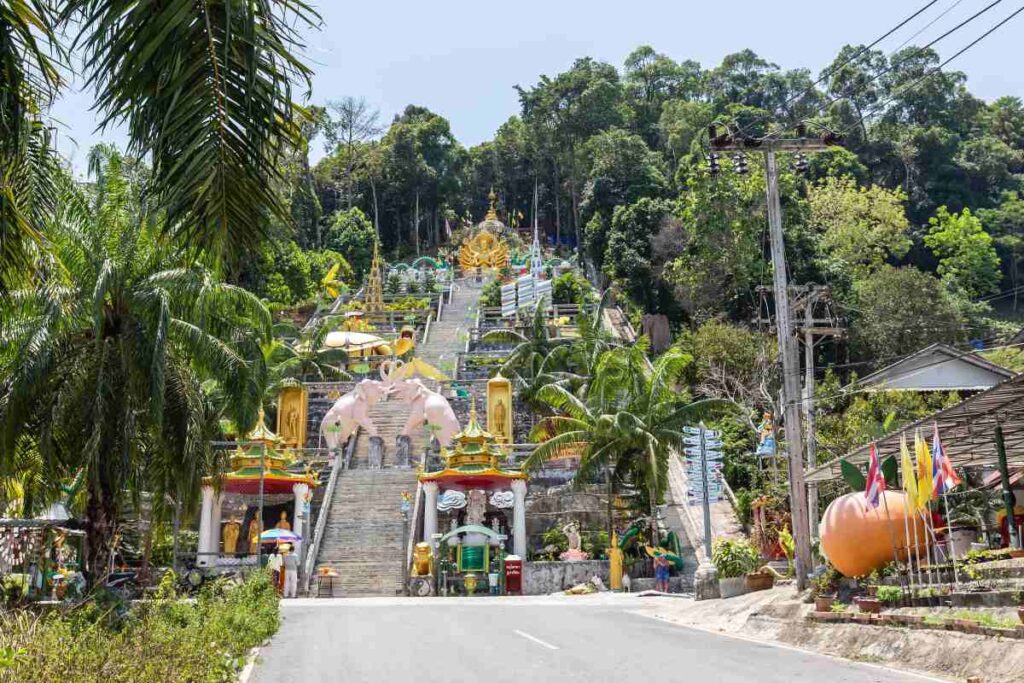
[855,595,882,614]
[876,585,903,609]
[811,566,840,612]
[713,538,759,599]
[945,486,1000,559]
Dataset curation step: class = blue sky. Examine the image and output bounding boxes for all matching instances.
[51,0,1024,173]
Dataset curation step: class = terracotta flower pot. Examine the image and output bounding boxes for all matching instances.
[815,594,835,612]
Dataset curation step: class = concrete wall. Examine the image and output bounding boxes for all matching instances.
[523,560,609,595]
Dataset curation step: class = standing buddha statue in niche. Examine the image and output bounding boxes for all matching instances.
[492,398,507,443]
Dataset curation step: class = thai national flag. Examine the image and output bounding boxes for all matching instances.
[931,423,961,495]
[865,442,885,509]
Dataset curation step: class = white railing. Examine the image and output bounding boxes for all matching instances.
[302,436,355,594]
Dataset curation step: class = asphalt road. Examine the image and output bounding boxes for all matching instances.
[250,596,939,683]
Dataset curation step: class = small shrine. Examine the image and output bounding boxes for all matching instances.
[459,190,510,271]
[197,411,317,567]
[417,404,528,587]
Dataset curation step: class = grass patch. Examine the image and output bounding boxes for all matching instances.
[0,569,279,682]
[921,610,1018,629]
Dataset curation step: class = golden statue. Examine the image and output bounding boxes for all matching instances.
[248,518,263,554]
[492,398,507,442]
[223,519,241,555]
[276,510,291,531]
[411,542,433,576]
[459,190,510,270]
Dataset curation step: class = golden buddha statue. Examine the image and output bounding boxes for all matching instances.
[248,518,263,554]
[276,510,291,531]
[459,190,510,270]
[223,518,241,555]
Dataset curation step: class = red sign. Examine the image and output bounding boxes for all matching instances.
[505,557,523,595]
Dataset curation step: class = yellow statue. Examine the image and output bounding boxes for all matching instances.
[609,533,624,590]
[492,398,507,442]
[248,518,263,554]
[411,542,433,576]
[276,510,291,531]
[223,519,241,555]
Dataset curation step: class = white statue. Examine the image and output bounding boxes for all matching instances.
[320,379,389,450]
[387,378,461,447]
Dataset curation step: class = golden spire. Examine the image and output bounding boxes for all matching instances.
[364,239,384,312]
[485,187,498,221]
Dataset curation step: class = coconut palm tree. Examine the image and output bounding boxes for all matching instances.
[1,0,318,285]
[0,150,271,578]
[527,341,730,544]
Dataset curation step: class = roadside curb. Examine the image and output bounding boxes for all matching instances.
[238,645,261,683]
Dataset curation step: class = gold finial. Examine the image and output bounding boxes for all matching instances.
[485,188,498,221]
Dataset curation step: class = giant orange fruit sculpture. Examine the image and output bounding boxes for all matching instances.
[819,491,926,577]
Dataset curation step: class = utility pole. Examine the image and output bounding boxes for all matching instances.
[711,129,835,590]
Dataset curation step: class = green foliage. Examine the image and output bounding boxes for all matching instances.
[848,266,965,361]
[876,585,902,605]
[0,570,279,682]
[324,207,376,279]
[551,271,593,306]
[480,279,503,307]
[840,459,867,492]
[829,601,847,613]
[808,176,910,276]
[925,206,1001,298]
[712,537,760,578]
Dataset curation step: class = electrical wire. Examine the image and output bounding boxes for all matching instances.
[830,3,1024,140]
[892,0,969,52]
[727,0,946,141]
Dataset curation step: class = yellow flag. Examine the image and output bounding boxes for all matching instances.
[915,429,933,509]
[900,434,918,512]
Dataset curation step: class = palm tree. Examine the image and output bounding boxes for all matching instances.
[0,150,271,578]
[263,319,350,419]
[527,342,729,544]
[1,0,318,284]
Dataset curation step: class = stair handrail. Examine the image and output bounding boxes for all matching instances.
[404,481,423,595]
[303,435,356,594]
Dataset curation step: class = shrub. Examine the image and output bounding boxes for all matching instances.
[712,538,760,578]
[0,570,279,682]
[551,271,592,305]
[480,280,502,307]
[876,585,902,605]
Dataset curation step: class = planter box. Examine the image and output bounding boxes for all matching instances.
[853,613,876,624]
[855,597,882,614]
[719,576,748,599]
[745,572,774,592]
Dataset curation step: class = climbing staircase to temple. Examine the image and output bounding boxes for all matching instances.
[311,278,485,597]
[315,468,418,597]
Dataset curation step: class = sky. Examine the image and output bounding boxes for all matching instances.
[50,0,1024,172]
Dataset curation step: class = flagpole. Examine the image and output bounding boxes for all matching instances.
[943,491,961,587]
[879,490,909,599]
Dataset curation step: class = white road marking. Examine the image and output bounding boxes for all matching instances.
[513,629,560,650]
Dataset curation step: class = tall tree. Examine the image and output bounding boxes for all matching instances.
[0,151,270,577]
[324,97,383,209]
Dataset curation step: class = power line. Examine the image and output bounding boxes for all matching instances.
[728,0,945,140]
[808,0,1005,134]
[893,0,969,52]
[831,3,1024,139]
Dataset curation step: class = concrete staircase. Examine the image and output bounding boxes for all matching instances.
[316,468,418,597]
[310,278,486,597]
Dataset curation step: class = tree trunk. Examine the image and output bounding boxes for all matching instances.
[554,168,561,249]
[140,510,154,587]
[84,478,117,583]
[414,192,420,256]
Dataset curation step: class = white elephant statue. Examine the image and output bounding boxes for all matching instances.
[320,379,388,450]
[389,378,461,448]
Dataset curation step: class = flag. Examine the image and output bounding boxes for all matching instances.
[865,442,885,509]
[900,434,918,512]
[931,423,961,495]
[914,429,933,509]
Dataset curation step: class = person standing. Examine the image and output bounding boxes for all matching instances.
[281,543,299,598]
[267,546,283,596]
[654,553,670,593]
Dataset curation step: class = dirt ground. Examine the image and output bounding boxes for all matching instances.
[628,587,1024,683]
